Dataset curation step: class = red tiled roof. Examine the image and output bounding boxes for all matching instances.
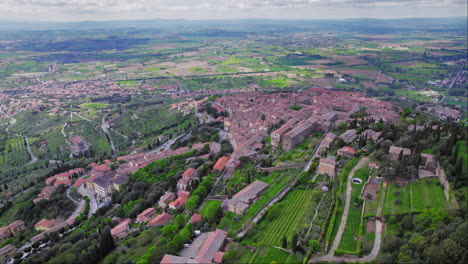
[182,168,198,180]
[54,179,72,186]
[147,212,171,227]
[34,219,59,229]
[137,208,156,222]
[189,213,202,224]
[341,146,356,154]
[73,178,86,187]
[195,229,227,263]
[213,156,230,171]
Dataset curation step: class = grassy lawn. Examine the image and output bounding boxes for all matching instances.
[238,245,299,264]
[199,200,222,218]
[384,178,447,214]
[410,178,447,211]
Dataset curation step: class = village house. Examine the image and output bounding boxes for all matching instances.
[421,153,437,172]
[111,219,132,239]
[0,220,25,243]
[34,219,60,232]
[362,129,382,141]
[388,145,412,160]
[337,146,356,158]
[227,180,269,215]
[317,157,337,178]
[0,244,16,262]
[147,212,172,227]
[169,191,190,210]
[182,168,198,182]
[161,229,227,264]
[158,192,176,208]
[177,178,189,192]
[8,220,25,236]
[340,129,358,144]
[213,156,230,172]
[137,208,157,223]
[33,186,57,204]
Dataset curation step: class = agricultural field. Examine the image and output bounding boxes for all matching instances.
[383,177,448,215]
[245,188,322,246]
[217,168,301,234]
[0,136,30,169]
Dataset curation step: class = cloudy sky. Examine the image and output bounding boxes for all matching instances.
[0,0,466,21]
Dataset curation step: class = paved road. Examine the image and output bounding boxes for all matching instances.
[327,157,369,255]
[78,184,98,216]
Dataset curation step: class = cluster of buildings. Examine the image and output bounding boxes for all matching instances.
[215,88,399,172]
[44,168,84,186]
[30,217,76,245]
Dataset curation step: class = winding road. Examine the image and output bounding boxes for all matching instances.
[309,157,387,263]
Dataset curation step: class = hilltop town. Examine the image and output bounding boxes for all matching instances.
[0,18,466,264]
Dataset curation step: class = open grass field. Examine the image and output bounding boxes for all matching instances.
[383,177,447,215]
[246,188,319,246]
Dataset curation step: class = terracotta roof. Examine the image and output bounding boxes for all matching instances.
[182,168,198,180]
[213,156,230,171]
[34,219,59,229]
[195,229,227,264]
[111,219,131,238]
[189,213,202,224]
[147,212,171,227]
[137,208,156,222]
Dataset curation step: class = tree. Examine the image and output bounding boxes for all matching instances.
[282,236,288,248]
[99,226,115,256]
[185,195,200,212]
[291,234,298,253]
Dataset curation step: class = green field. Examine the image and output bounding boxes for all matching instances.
[383,178,447,215]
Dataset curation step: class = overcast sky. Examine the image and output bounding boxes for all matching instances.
[0,0,466,21]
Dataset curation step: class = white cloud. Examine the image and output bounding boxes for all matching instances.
[0,0,465,21]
